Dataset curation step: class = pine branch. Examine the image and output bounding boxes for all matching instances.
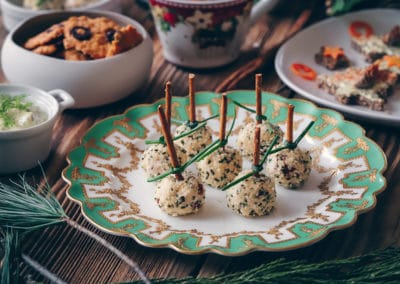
[125,247,400,283]
[0,228,20,284]
[0,176,150,284]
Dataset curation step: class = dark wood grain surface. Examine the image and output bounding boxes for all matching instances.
[1,1,400,283]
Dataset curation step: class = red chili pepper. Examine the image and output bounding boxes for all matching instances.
[349,21,373,38]
[290,63,317,81]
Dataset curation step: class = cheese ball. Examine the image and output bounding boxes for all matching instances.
[236,121,283,158]
[197,146,242,189]
[140,143,187,178]
[266,147,312,189]
[174,124,212,158]
[154,172,205,216]
[226,170,276,217]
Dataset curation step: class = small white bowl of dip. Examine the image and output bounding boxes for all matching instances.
[0,84,74,175]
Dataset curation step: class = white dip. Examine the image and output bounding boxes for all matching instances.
[0,94,47,131]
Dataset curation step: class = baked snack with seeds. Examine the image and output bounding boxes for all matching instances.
[24,23,65,50]
[374,55,400,76]
[108,25,143,56]
[63,16,124,59]
[60,50,89,61]
[23,16,143,60]
[383,25,400,47]
[352,26,400,62]
[317,64,398,111]
[32,44,58,55]
[315,46,350,70]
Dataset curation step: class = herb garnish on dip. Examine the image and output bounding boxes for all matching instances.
[0,94,47,131]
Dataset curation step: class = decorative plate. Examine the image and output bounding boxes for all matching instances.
[275,9,400,125]
[63,91,387,255]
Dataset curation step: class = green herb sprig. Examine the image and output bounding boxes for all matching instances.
[221,120,315,191]
[146,114,219,145]
[0,94,32,129]
[232,100,267,121]
[221,135,279,191]
[147,111,236,183]
[270,120,315,154]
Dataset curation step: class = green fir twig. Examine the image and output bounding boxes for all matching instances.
[125,246,400,283]
[0,228,20,284]
[0,176,150,284]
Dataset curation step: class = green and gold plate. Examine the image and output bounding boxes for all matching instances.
[63,91,387,255]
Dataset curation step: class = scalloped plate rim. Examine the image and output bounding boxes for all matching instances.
[62,91,387,255]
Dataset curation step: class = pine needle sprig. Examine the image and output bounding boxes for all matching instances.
[1,228,20,284]
[0,175,67,231]
[0,177,150,284]
[125,247,400,283]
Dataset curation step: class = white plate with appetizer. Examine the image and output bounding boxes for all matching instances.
[275,9,400,125]
[63,91,386,255]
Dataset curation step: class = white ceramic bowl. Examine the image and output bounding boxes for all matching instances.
[1,11,153,108]
[0,0,121,31]
[0,84,75,175]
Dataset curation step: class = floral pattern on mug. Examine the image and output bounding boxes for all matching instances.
[149,0,252,48]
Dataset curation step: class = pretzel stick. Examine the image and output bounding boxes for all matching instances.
[158,105,183,181]
[253,125,261,168]
[255,73,262,124]
[189,73,196,123]
[165,81,172,127]
[286,104,294,144]
[219,93,227,142]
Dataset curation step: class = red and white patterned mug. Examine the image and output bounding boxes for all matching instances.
[149,0,278,68]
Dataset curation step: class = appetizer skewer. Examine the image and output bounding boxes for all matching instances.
[236,74,283,158]
[197,93,242,189]
[154,105,205,216]
[266,105,312,189]
[140,82,188,178]
[174,74,213,158]
[226,125,277,217]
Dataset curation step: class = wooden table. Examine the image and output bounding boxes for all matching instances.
[1,1,400,283]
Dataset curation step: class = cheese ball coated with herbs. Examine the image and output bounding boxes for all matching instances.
[266,147,312,189]
[197,146,242,189]
[174,124,212,158]
[226,170,276,217]
[140,143,187,178]
[154,172,205,216]
[236,121,283,158]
